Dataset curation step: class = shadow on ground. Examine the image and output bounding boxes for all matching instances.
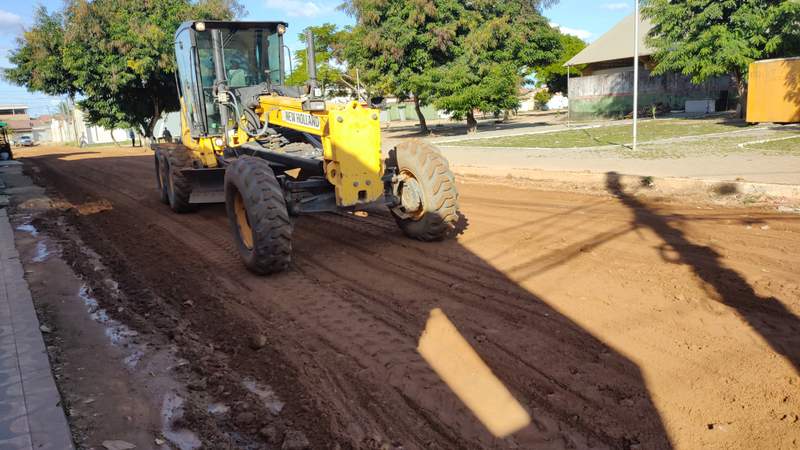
[20,148,675,448]
[606,171,800,372]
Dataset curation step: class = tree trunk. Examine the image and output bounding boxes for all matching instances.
[146,98,161,141]
[68,96,80,144]
[734,70,747,119]
[413,96,429,134]
[466,110,478,134]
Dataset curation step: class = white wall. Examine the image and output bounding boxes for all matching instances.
[49,109,129,144]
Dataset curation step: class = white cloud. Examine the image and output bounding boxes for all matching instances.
[0,10,23,28]
[549,22,593,41]
[602,2,631,11]
[264,0,330,18]
[0,10,24,35]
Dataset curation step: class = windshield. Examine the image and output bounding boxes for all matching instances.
[195,27,282,134]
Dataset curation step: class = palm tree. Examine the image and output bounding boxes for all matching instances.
[57,99,80,143]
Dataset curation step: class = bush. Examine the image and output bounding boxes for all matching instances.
[534,90,553,110]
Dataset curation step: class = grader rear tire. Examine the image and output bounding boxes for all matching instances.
[390,140,459,241]
[166,147,194,213]
[154,149,169,204]
[224,157,292,274]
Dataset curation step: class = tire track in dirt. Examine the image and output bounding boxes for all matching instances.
[22,146,800,450]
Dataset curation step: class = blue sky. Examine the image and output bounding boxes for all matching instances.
[0,0,634,116]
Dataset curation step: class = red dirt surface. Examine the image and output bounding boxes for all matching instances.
[16,145,800,449]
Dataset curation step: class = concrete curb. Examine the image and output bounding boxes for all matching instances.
[450,165,800,205]
[0,207,74,448]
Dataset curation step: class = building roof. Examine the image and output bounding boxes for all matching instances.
[5,119,32,131]
[565,13,654,66]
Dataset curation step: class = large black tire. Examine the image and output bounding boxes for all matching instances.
[154,149,169,204]
[390,139,459,241]
[224,157,292,274]
[166,147,194,213]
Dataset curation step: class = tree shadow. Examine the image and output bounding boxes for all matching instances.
[784,60,800,122]
[605,171,800,373]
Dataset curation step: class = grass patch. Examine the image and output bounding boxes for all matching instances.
[744,135,800,154]
[449,119,751,148]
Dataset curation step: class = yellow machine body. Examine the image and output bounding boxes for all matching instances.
[178,95,384,207]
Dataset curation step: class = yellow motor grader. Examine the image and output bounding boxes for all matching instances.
[152,21,459,274]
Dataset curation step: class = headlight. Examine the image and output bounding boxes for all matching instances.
[195,22,206,32]
[277,24,286,35]
[302,99,326,112]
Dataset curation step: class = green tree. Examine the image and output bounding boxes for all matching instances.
[4,7,76,98]
[643,0,800,117]
[429,1,562,133]
[342,0,461,133]
[4,0,243,138]
[534,33,586,94]
[344,0,561,134]
[286,23,348,94]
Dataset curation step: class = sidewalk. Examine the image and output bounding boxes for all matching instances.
[417,117,800,199]
[0,161,74,450]
[438,146,800,185]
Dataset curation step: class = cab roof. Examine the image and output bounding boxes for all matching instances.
[175,20,288,37]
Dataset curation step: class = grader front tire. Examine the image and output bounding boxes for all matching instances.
[225,157,292,275]
[390,140,459,241]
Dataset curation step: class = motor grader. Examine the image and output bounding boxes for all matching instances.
[152,20,459,274]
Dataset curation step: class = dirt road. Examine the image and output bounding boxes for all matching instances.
[15,146,800,449]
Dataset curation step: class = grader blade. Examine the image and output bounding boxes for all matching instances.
[183,168,225,204]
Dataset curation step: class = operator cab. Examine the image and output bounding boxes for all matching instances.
[174,21,288,138]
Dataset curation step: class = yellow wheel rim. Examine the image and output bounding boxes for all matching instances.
[399,169,426,221]
[234,192,254,250]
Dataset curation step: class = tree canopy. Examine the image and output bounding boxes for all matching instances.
[643,0,800,115]
[343,0,562,133]
[534,33,586,94]
[341,0,461,132]
[286,23,349,94]
[4,0,243,137]
[429,1,561,131]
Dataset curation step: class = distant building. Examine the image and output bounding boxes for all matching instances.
[49,108,129,145]
[565,14,735,119]
[0,105,32,138]
[30,115,52,143]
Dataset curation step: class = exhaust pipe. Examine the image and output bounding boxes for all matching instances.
[305,29,318,96]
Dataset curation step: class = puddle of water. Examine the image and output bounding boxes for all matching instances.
[32,241,50,262]
[242,378,284,415]
[78,283,144,366]
[207,402,230,415]
[15,223,38,236]
[123,350,144,369]
[16,222,50,262]
[162,392,202,450]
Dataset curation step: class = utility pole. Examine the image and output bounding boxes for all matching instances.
[633,0,640,151]
[566,64,571,128]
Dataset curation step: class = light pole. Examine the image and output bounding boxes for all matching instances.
[566,63,571,128]
[633,0,640,151]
